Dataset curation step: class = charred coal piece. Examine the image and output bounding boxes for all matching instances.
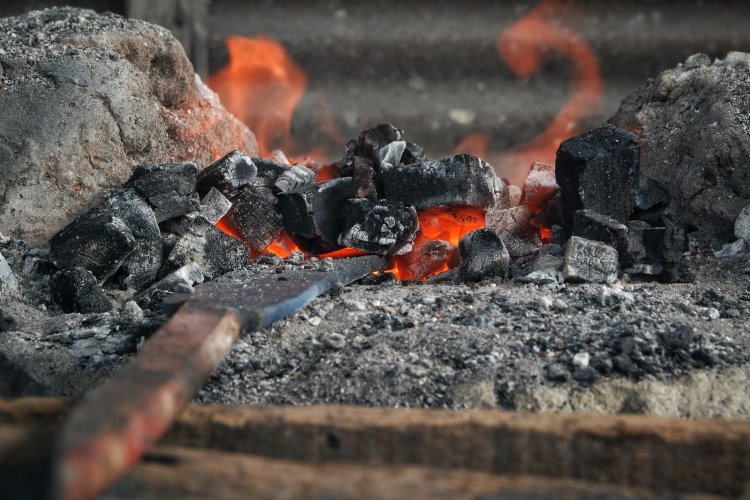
[634,176,671,212]
[486,206,541,259]
[198,188,232,224]
[572,209,629,264]
[338,199,418,255]
[347,124,404,164]
[556,125,640,232]
[402,141,426,164]
[458,228,510,282]
[338,156,378,199]
[50,215,136,281]
[166,215,248,280]
[520,161,558,211]
[51,267,112,313]
[562,236,619,283]
[223,186,283,254]
[532,192,563,230]
[127,162,199,222]
[378,141,406,167]
[379,154,501,210]
[278,178,355,253]
[274,163,316,193]
[397,238,453,282]
[196,151,257,199]
[135,263,204,310]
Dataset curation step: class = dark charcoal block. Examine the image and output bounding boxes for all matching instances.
[634,176,671,212]
[339,156,378,199]
[402,141,426,164]
[50,267,112,313]
[379,154,502,210]
[278,178,355,253]
[378,141,406,167]
[338,199,418,255]
[458,228,510,282]
[223,185,283,254]
[562,236,618,283]
[396,238,453,282]
[199,187,232,224]
[556,125,640,232]
[196,151,257,198]
[572,209,629,263]
[127,162,199,222]
[486,206,541,259]
[346,124,404,164]
[50,214,136,281]
[520,161,558,211]
[166,215,249,280]
[136,263,204,310]
[274,163,316,193]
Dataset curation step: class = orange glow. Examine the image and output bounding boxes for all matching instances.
[319,248,368,259]
[265,230,301,258]
[417,206,486,246]
[207,36,307,158]
[540,227,552,243]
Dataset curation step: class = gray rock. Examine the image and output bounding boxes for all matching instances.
[0,7,256,245]
[609,52,750,243]
[0,251,19,296]
[562,236,618,283]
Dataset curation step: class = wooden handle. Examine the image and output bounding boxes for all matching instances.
[54,303,242,500]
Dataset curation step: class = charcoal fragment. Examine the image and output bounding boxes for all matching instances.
[402,141,426,164]
[223,186,283,254]
[339,156,378,199]
[458,228,510,282]
[544,363,571,382]
[572,209,629,263]
[735,205,750,242]
[659,324,694,351]
[562,236,618,283]
[196,151,257,198]
[50,267,112,313]
[634,176,670,212]
[0,251,19,295]
[396,239,454,282]
[127,162,199,222]
[556,125,640,232]
[348,124,404,164]
[380,154,502,210]
[486,206,541,259]
[199,187,232,224]
[378,141,406,167]
[166,215,248,280]
[520,161,558,211]
[278,178,355,253]
[274,163,316,193]
[50,214,136,281]
[136,263,204,309]
[338,199,418,255]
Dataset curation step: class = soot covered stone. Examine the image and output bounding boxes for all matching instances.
[338,199,418,255]
[379,154,502,210]
[50,267,112,313]
[556,125,640,232]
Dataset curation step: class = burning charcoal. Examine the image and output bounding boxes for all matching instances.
[274,163,316,193]
[532,192,563,231]
[508,185,521,208]
[278,178,355,253]
[0,251,19,295]
[50,214,136,281]
[127,162,199,222]
[199,188,232,224]
[222,186,283,254]
[338,199,418,255]
[458,228,510,282]
[562,236,619,284]
[401,141,426,164]
[196,151,257,199]
[486,206,541,259]
[270,149,291,165]
[520,161,558,211]
[378,141,406,167]
[379,154,502,210]
[572,209,629,263]
[556,125,640,232]
[347,124,404,164]
[136,263,204,310]
[396,239,453,282]
[339,156,378,199]
[736,205,750,243]
[166,215,248,280]
[50,267,112,314]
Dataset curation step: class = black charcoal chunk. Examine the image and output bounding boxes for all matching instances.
[486,206,541,259]
[196,151,257,198]
[50,267,112,313]
[379,154,502,210]
[0,251,19,296]
[572,209,629,263]
[402,141,426,164]
[274,163,316,193]
[50,214,136,281]
[634,176,671,212]
[347,124,404,164]
[127,162,199,222]
[458,228,510,282]
[338,199,418,255]
[339,156,378,199]
[736,205,750,242]
[278,178,355,253]
[562,236,618,283]
[136,263,204,309]
[398,239,454,282]
[199,188,232,224]
[223,186,283,254]
[378,141,406,167]
[166,215,248,280]
[556,125,640,232]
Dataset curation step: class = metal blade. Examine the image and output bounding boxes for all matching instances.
[54,255,386,500]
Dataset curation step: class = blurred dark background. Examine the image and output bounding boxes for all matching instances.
[2,1,749,176]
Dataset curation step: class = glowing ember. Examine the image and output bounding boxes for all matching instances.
[265,230,301,259]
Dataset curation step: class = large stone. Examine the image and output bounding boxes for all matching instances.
[609,52,750,243]
[0,8,257,245]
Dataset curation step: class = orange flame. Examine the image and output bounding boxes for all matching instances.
[207,36,307,157]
